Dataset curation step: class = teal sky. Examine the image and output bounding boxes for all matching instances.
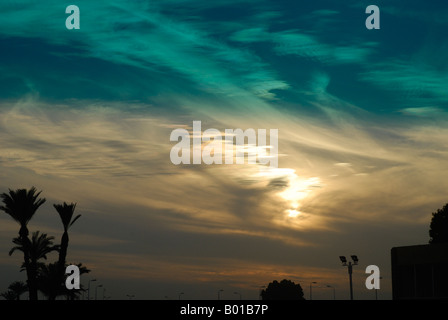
[1,1,448,300]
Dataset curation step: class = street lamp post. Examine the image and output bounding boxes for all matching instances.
[179,292,184,300]
[233,292,242,300]
[309,282,317,300]
[339,255,358,300]
[87,279,97,300]
[95,285,103,300]
[218,289,224,300]
[326,285,336,300]
[375,277,383,300]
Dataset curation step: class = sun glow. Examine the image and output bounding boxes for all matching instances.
[287,209,301,218]
[280,172,321,217]
[255,166,321,218]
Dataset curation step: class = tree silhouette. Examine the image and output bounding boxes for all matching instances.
[9,231,59,300]
[64,263,90,300]
[37,262,90,300]
[54,202,80,268]
[1,187,90,300]
[0,187,46,300]
[0,281,28,300]
[260,279,305,300]
[9,231,60,267]
[0,290,17,300]
[52,202,80,300]
[37,262,61,299]
[429,203,448,244]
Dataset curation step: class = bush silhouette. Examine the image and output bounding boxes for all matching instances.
[261,279,305,300]
[429,203,448,244]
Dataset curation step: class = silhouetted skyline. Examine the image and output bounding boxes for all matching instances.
[1,0,448,300]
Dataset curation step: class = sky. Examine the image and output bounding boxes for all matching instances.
[0,0,448,300]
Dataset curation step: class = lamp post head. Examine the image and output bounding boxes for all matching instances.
[351,255,359,265]
[339,256,347,266]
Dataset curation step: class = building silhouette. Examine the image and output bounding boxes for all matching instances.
[391,243,448,299]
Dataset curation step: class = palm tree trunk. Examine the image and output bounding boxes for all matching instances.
[48,231,69,300]
[58,231,69,269]
[20,226,38,300]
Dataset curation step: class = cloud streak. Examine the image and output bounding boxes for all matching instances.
[1,1,448,299]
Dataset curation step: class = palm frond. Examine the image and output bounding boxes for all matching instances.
[69,214,82,228]
[0,187,46,226]
[53,202,78,230]
[9,231,59,261]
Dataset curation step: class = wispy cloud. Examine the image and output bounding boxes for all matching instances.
[360,59,448,107]
[0,1,292,101]
[230,26,376,65]
[1,0,448,299]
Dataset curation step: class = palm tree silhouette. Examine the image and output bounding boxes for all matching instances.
[9,281,28,300]
[53,202,80,269]
[38,262,90,300]
[0,290,17,300]
[9,231,59,267]
[64,263,90,300]
[0,281,28,300]
[0,187,46,300]
[37,262,62,299]
[9,231,59,300]
[52,202,80,299]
